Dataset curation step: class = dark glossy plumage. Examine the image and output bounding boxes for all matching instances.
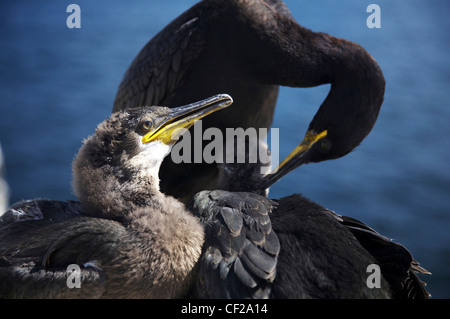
[190,191,429,299]
[270,194,429,298]
[191,191,279,298]
[113,0,384,202]
[1,200,122,298]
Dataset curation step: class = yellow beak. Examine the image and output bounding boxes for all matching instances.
[142,94,233,144]
[275,129,327,173]
[260,129,328,188]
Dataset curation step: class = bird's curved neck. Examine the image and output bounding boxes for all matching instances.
[239,11,385,162]
[233,6,385,134]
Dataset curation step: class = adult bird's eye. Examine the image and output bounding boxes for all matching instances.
[320,139,331,152]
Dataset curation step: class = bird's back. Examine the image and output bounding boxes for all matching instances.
[270,194,429,298]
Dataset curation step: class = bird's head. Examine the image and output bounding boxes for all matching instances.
[260,75,384,189]
[72,94,233,220]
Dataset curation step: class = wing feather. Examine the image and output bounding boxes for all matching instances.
[191,190,280,298]
[0,200,128,298]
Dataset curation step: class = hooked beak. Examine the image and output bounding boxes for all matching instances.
[259,129,327,189]
[142,94,233,144]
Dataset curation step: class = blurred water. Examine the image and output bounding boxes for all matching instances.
[0,0,449,298]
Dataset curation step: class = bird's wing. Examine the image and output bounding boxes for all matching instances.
[336,214,431,299]
[113,3,206,111]
[0,200,128,298]
[191,190,280,299]
[0,199,82,226]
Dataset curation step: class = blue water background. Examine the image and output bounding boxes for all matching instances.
[0,0,449,298]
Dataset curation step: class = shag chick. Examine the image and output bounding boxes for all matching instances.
[0,94,232,298]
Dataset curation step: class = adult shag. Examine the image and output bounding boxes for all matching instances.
[113,0,385,203]
[188,91,430,298]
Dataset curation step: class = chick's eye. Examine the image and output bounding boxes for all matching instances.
[140,120,153,131]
